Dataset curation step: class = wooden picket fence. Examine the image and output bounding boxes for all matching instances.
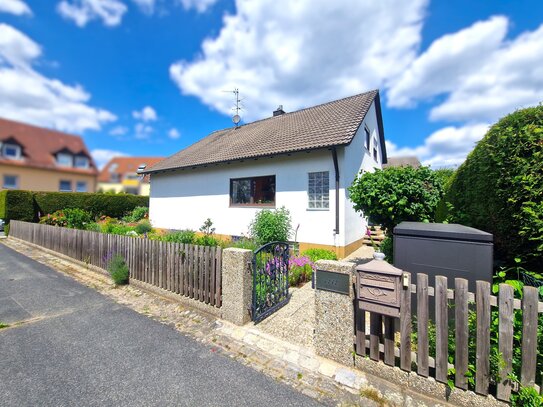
[355,273,543,402]
[9,220,222,307]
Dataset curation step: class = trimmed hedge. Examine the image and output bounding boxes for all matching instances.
[445,105,543,268]
[0,190,36,223]
[34,192,148,219]
[0,190,148,223]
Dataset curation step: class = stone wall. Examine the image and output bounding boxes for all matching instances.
[221,248,253,325]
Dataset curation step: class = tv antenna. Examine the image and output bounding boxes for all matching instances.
[223,88,242,126]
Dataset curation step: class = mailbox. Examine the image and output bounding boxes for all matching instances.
[356,258,403,318]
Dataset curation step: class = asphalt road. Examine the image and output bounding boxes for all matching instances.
[0,243,321,407]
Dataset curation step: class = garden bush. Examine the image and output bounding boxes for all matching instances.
[162,229,196,244]
[0,190,36,223]
[301,248,337,262]
[249,207,292,246]
[349,166,445,235]
[122,206,148,223]
[443,105,543,268]
[380,235,393,262]
[134,220,152,235]
[289,255,313,286]
[40,208,93,229]
[107,253,129,285]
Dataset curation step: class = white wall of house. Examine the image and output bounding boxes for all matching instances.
[149,99,383,250]
[150,150,339,247]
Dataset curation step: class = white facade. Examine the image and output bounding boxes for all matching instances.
[149,100,383,250]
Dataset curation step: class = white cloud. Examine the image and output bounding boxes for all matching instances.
[134,122,153,139]
[170,0,428,121]
[132,105,157,121]
[57,0,127,27]
[168,128,180,139]
[177,0,217,13]
[109,125,128,135]
[131,0,155,14]
[388,16,543,122]
[91,148,129,169]
[0,0,32,15]
[386,123,489,168]
[0,24,116,132]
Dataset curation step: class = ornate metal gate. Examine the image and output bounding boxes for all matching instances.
[251,241,290,323]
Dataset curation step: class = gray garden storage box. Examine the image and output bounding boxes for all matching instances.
[393,222,493,294]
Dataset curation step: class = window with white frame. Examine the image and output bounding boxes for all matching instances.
[57,153,73,167]
[308,171,329,209]
[3,175,18,189]
[373,137,379,162]
[2,143,21,160]
[59,180,72,192]
[74,156,89,169]
[364,126,370,150]
[75,181,87,192]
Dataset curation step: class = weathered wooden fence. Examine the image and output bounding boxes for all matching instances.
[356,273,543,402]
[10,220,222,307]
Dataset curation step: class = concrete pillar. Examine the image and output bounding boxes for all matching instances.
[221,248,253,325]
[314,259,357,366]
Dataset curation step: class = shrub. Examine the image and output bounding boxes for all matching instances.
[162,230,196,244]
[122,206,148,223]
[228,238,259,251]
[348,166,445,235]
[107,253,129,285]
[195,235,220,247]
[301,248,337,262]
[444,105,543,268]
[0,190,36,223]
[135,220,152,235]
[249,207,292,246]
[288,256,314,286]
[40,208,93,229]
[380,235,394,262]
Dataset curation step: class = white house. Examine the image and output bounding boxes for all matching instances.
[143,90,387,258]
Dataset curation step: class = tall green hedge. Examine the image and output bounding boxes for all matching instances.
[0,190,148,223]
[445,105,543,268]
[0,190,36,222]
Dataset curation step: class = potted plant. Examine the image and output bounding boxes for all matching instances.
[366,227,385,260]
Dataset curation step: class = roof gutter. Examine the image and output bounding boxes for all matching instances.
[332,147,340,235]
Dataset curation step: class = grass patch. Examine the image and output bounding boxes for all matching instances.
[0,322,9,329]
[360,387,389,407]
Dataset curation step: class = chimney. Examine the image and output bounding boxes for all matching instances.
[273,105,285,116]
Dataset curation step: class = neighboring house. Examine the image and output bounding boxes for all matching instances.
[0,117,97,193]
[143,90,387,258]
[382,156,421,168]
[98,157,163,196]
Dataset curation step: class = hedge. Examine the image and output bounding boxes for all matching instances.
[0,190,36,223]
[0,190,148,223]
[444,105,543,268]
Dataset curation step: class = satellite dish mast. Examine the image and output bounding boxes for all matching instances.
[223,88,243,127]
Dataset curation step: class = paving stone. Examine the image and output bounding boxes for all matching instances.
[318,361,338,378]
[335,368,358,388]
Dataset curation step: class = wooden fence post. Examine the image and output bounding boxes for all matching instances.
[417,273,429,377]
[497,283,514,401]
[435,275,448,384]
[476,280,491,395]
[455,278,469,390]
[400,272,412,372]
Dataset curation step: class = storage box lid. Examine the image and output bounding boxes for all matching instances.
[393,222,493,243]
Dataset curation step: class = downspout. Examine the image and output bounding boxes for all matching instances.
[332,148,340,236]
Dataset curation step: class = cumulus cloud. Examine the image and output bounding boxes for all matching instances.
[131,0,155,14]
[0,24,116,133]
[109,125,128,136]
[170,0,428,121]
[132,105,157,121]
[388,16,543,122]
[0,0,32,15]
[386,123,489,168]
[134,123,153,139]
[177,0,217,13]
[57,0,127,27]
[168,128,180,139]
[91,148,129,169]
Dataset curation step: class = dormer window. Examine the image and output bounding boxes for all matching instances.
[74,155,89,169]
[57,153,73,167]
[2,143,21,160]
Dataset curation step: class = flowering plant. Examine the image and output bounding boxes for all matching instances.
[289,255,314,286]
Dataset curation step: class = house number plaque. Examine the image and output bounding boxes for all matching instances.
[315,269,350,295]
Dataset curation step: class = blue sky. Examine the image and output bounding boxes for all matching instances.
[0,0,542,168]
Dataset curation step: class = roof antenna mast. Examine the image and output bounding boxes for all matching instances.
[223,88,242,127]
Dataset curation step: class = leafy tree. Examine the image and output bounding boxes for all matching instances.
[348,166,445,234]
[249,207,292,246]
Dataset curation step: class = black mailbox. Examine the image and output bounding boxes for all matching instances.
[394,222,493,294]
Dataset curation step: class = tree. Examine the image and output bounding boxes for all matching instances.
[348,166,445,235]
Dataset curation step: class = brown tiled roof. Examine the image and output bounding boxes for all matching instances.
[382,156,421,169]
[0,117,97,175]
[99,156,164,183]
[145,90,385,173]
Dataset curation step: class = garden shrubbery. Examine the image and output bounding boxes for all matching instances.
[442,105,543,269]
[0,190,36,223]
[249,207,292,246]
[40,208,93,229]
[107,253,129,285]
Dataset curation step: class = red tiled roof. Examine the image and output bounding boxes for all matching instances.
[0,117,97,175]
[144,90,386,173]
[99,156,164,183]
